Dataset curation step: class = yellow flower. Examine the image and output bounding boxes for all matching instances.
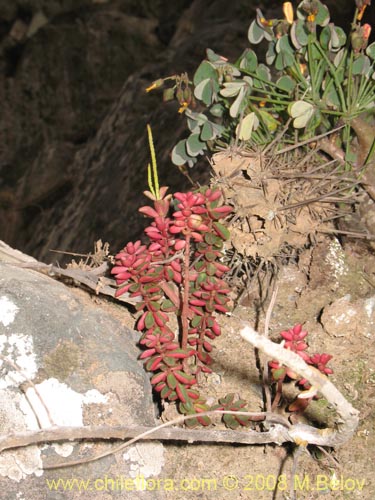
[178,102,189,113]
[145,79,164,93]
[260,17,273,27]
[299,62,307,76]
[145,83,157,93]
[357,5,367,21]
[307,13,316,23]
[283,2,294,24]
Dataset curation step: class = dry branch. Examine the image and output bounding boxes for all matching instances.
[0,321,359,469]
[240,323,360,447]
[0,414,289,455]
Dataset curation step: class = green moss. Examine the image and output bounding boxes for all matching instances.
[304,397,337,427]
[43,340,80,380]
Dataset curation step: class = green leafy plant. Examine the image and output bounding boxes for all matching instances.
[148,0,375,170]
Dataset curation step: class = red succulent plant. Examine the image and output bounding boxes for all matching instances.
[112,185,233,424]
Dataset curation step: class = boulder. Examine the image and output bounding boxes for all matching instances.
[0,241,165,499]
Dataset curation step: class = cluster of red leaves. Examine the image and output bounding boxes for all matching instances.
[269,324,333,411]
[111,186,232,426]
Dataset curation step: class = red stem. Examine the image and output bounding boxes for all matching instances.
[181,234,191,350]
[271,379,283,411]
[197,316,207,359]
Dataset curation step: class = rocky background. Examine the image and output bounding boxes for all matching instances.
[0,0,371,263]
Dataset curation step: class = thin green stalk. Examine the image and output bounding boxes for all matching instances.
[313,40,347,113]
[311,58,327,96]
[289,60,310,91]
[346,49,355,113]
[307,35,317,101]
[240,68,281,90]
[356,70,375,108]
[363,137,375,167]
[247,94,292,107]
[146,124,160,200]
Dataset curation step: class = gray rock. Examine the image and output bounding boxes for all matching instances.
[0,242,165,499]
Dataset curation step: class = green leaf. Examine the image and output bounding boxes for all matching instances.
[325,86,340,108]
[331,26,346,50]
[179,400,194,414]
[209,103,224,117]
[320,24,346,52]
[212,122,225,138]
[206,48,224,63]
[129,283,140,293]
[290,19,308,49]
[275,35,295,70]
[171,139,190,166]
[223,414,239,430]
[253,64,271,87]
[219,393,235,405]
[239,48,258,72]
[186,133,206,156]
[200,121,215,141]
[205,251,216,262]
[229,86,247,118]
[213,221,230,240]
[275,51,295,71]
[352,54,371,76]
[163,356,179,367]
[213,236,223,248]
[265,41,276,65]
[185,416,199,428]
[161,386,172,399]
[167,373,177,389]
[206,263,216,276]
[197,415,211,426]
[194,60,217,86]
[248,19,265,44]
[194,259,205,271]
[176,382,189,403]
[366,42,375,60]
[319,25,331,51]
[149,301,160,311]
[185,109,208,125]
[276,75,296,92]
[305,108,321,132]
[161,299,174,311]
[204,232,216,244]
[333,47,345,68]
[315,0,330,27]
[191,315,202,328]
[289,100,315,128]
[187,117,200,133]
[236,112,259,140]
[272,367,286,381]
[220,81,245,97]
[194,78,213,106]
[145,312,155,329]
[276,34,294,55]
[196,273,207,285]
